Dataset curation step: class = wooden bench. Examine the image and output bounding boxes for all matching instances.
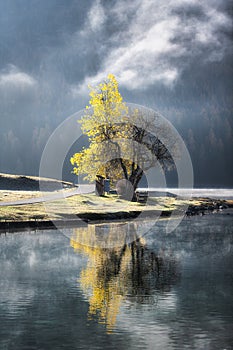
[136,191,148,203]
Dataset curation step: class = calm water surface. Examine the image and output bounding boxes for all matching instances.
[0,212,233,350]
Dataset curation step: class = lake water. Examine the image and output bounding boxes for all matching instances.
[0,212,233,350]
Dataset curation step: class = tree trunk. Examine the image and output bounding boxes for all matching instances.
[129,168,144,201]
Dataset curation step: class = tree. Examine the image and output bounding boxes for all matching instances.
[70,74,175,199]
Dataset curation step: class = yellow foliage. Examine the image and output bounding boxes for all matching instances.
[70,73,171,187]
[70,225,134,331]
[70,74,131,183]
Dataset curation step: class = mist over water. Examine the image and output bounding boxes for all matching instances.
[0,213,232,349]
[139,188,233,199]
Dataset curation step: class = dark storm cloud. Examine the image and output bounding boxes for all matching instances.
[1,0,232,95]
[0,0,232,185]
[71,0,232,92]
[171,3,207,20]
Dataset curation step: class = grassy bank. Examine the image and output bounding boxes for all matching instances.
[1,192,232,223]
[1,173,232,227]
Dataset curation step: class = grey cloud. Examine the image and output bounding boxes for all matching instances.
[72,0,232,94]
[171,3,208,20]
[0,0,232,186]
[0,65,37,88]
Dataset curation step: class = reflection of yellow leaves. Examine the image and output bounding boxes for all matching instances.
[80,267,96,291]
[89,286,105,314]
[71,226,134,331]
[71,225,179,332]
[79,262,124,331]
[106,293,123,332]
[81,264,124,332]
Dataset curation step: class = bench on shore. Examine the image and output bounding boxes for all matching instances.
[135,191,148,203]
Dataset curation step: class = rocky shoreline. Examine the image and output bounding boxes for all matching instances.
[186,198,231,216]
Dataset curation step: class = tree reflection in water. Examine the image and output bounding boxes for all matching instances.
[70,222,179,332]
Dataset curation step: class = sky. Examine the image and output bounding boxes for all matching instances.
[0,0,232,187]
